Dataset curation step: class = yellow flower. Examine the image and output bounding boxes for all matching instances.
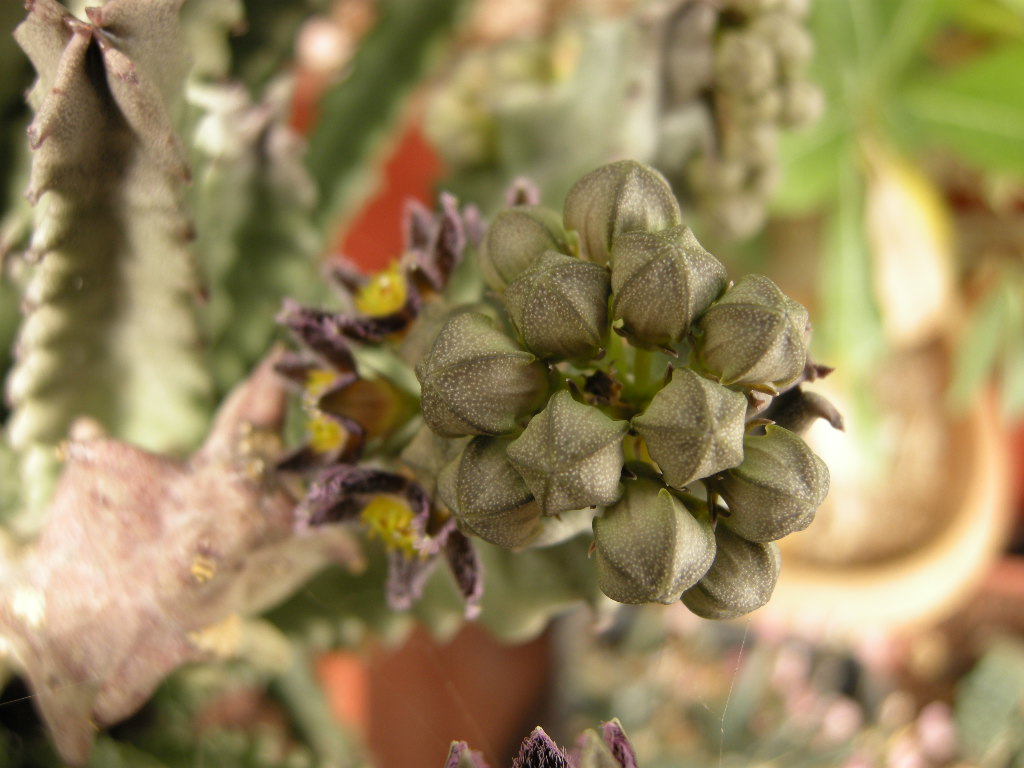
[355,262,407,317]
[359,496,420,557]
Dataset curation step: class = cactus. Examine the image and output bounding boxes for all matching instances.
[7,0,212,520]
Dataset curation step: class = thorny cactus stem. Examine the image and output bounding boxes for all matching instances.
[7,0,211,521]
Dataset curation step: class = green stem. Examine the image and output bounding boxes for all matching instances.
[632,346,653,394]
[274,650,369,768]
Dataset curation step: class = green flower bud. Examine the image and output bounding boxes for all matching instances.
[717,424,829,542]
[593,478,715,605]
[564,160,682,266]
[609,226,728,347]
[507,390,628,514]
[504,252,610,360]
[439,436,543,549]
[480,205,571,290]
[632,368,746,488]
[681,525,781,620]
[696,274,810,392]
[416,312,548,437]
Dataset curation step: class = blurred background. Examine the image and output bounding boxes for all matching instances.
[2,0,1024,766]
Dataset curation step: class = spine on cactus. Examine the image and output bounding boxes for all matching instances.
[8,0,211,519]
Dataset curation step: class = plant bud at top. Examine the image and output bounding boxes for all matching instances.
[681,524,781,620]
[593,478,715,605]
[610,226,728,347]
[507,390,628,514]
[564,160,682,266]
[696,274,810,391]
[718,424,829,542]
[416,311,548,437]
[632,368,746,488]
[504,252,610,360]
[480,205,571,290]
[438,436,543,549]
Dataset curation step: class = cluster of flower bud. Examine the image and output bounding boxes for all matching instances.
[415,160,833,620]
[680,0,822,237]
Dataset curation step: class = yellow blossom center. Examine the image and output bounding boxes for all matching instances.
[355,262,407,316]
[360,496,419,557]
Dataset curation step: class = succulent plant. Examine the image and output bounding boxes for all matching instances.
[593,477,716,605]
[479,204,572,290]
[446,720,639,768]
[695,274,811,393]
[681,524,781,620]
[564,160,683,266]
[410,159,838,615]
[609,225,727,348]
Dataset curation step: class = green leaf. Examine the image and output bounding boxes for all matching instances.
[949,285,1011,412]
[773,116,852,214]
[955,640,1024,765]
[817,163,883,370]
[307,0,465,233]
[902,45,1024,176]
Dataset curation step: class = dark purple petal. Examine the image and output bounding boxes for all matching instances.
[273,352,326,389]
[298,465,412,526]
[326,257,369,298]
[403,197,436,254]
[443,529,483,619]
[333,288,423,342]
[513,728,569,768]
[386,549,440,611]
[463,203,485,247]
[599,721,638,768]
[444,741,491,768]
[278,299,358,371]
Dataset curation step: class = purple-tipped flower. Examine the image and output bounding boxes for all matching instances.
[445,742,491,768]
[513,727,569,768]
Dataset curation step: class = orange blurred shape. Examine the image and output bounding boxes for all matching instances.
[339,122,444,274]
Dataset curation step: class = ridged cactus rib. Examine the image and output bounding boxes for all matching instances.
[10,0,211,510]
[189,81,324,393]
